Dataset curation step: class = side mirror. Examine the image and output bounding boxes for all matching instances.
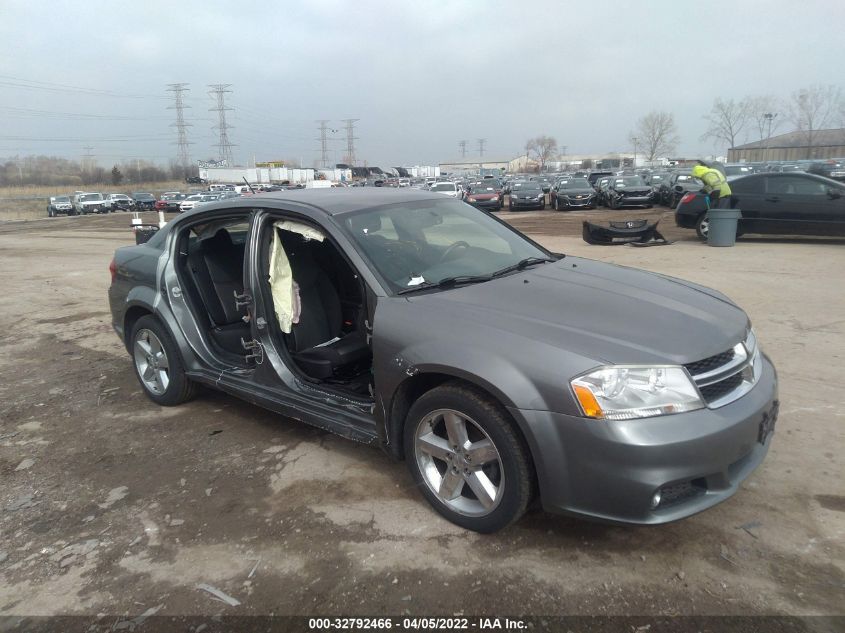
[674,185,684,193]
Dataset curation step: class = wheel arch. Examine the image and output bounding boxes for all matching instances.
[385,369,530,463]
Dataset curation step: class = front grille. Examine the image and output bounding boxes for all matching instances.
[684,349,735,375]
[699,372,744,402]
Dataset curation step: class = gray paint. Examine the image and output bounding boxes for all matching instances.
[109,189,778,525]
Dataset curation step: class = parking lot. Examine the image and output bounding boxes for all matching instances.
[0,208,843,622]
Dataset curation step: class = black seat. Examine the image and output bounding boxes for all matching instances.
[284,238,370,379]
[187,229,250,354]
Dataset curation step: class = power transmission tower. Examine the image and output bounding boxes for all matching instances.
[315,120,334,168]
[458,140,467,158]
[166,83,193,170]
[341,119,359,166]
[208,84,236,165]
[477,138,486,158]
[82,146,94,171]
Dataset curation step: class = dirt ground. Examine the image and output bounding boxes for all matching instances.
[0,206,843,626]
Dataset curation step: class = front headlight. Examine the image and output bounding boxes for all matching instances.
[571,366,704,420]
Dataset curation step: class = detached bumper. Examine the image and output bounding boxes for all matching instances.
[510,354,778,525]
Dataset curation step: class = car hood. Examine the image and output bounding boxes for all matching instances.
[469,192,498,198]
[558,188,594,195]
[409,257,747,366]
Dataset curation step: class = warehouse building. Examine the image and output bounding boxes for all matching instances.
[728,128,845,162]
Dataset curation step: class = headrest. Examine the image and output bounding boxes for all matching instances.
[203,228,234,250]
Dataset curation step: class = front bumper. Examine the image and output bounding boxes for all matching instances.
[467,198,501,209]
[614,195,653,207]
[558,195,595,207]
[511,354,778,525]
[510,197,545,209]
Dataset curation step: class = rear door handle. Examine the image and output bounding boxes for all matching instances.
[765,197,780,202]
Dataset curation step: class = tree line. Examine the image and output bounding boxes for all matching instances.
[0,156,199,187]
[525,83,843,168]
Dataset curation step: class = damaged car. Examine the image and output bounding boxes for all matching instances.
[109,189,778,533]
[605,176,654,209]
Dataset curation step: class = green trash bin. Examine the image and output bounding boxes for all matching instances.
[707,209,741,247]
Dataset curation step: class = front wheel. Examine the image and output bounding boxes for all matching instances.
[404,383,534,533]
[131,315,198,406]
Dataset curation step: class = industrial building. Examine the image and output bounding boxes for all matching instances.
[728,128,845,162]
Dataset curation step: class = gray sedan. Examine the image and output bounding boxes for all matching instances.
[108,189,778,532]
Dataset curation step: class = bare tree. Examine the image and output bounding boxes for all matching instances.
[786,85,843,159]
[629,111,679,162]
[700,98,749,150]
[525,135,558,172]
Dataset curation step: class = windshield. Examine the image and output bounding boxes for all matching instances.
[431,183,455,192]
[517,185,543,193]
[133,193,154,199]
[55,196,70,202]
[725,166,752,175]
[561,179,590,189]
[470,183,496,192]
[342,199,549,292]
[615,177,645,187]
[80,193,103,201]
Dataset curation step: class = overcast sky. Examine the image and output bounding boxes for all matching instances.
[1,0,843,168]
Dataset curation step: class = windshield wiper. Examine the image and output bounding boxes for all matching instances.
[396,274,493,295]
[490,256,557,278]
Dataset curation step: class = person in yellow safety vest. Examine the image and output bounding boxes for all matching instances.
[691,162,733,209]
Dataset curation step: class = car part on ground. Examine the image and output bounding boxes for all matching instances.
[582,219,670,245]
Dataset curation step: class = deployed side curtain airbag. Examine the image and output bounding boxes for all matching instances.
[268,221,325,333]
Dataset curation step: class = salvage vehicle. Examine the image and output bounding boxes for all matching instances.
[72,192,107,214]
[109,189,778,532]
[551,178,596,210]
[179,194,204,213]
[807,159,845,182]
[675,172,845,239]
[132,192,157,211]
[659,171,699,208]
[605,176,654,209]
[47,195,74,217]
[104,193,134,212]
[464,181,502,211]
[508,182,546,210]
[429,181,462,199]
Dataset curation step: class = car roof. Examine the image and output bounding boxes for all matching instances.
[186,188,450,218]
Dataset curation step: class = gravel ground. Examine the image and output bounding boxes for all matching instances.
[0,208,843,626]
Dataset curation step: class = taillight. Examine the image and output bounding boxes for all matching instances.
[680,192,696,205]
[109,257,117,283]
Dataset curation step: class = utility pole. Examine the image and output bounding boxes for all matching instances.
[561,145,567,171]
[631,136,638,167]
[458,140,467,158]
[763,112,777,162]
[341,119,359,166]
[208,84,236,166]
[477,138,486,158]
[166,83,193,172]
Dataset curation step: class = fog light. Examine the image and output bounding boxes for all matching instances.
[650,491,662,509]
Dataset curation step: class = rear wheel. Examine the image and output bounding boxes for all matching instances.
[695,213,709,240]
[404,383,533,533]
[131,315,198,406]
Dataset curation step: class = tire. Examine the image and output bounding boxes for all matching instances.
[403,382,534,533]
[130,315,198,406]
[695,213,709,240]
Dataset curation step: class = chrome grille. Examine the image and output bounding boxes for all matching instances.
[686,334,759,408]
[684,349,735,375]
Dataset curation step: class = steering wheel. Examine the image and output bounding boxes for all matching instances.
[439,240,470,263]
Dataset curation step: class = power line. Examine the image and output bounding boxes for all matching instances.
[166,83,193,169]
[341,119,359,166]
[458,140,467,158]
[208,84,236,165]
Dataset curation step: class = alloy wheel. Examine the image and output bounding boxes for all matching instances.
[133,329,170,395]
[414,408,504,517]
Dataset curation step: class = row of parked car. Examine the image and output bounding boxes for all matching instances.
[46,189,248,217]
